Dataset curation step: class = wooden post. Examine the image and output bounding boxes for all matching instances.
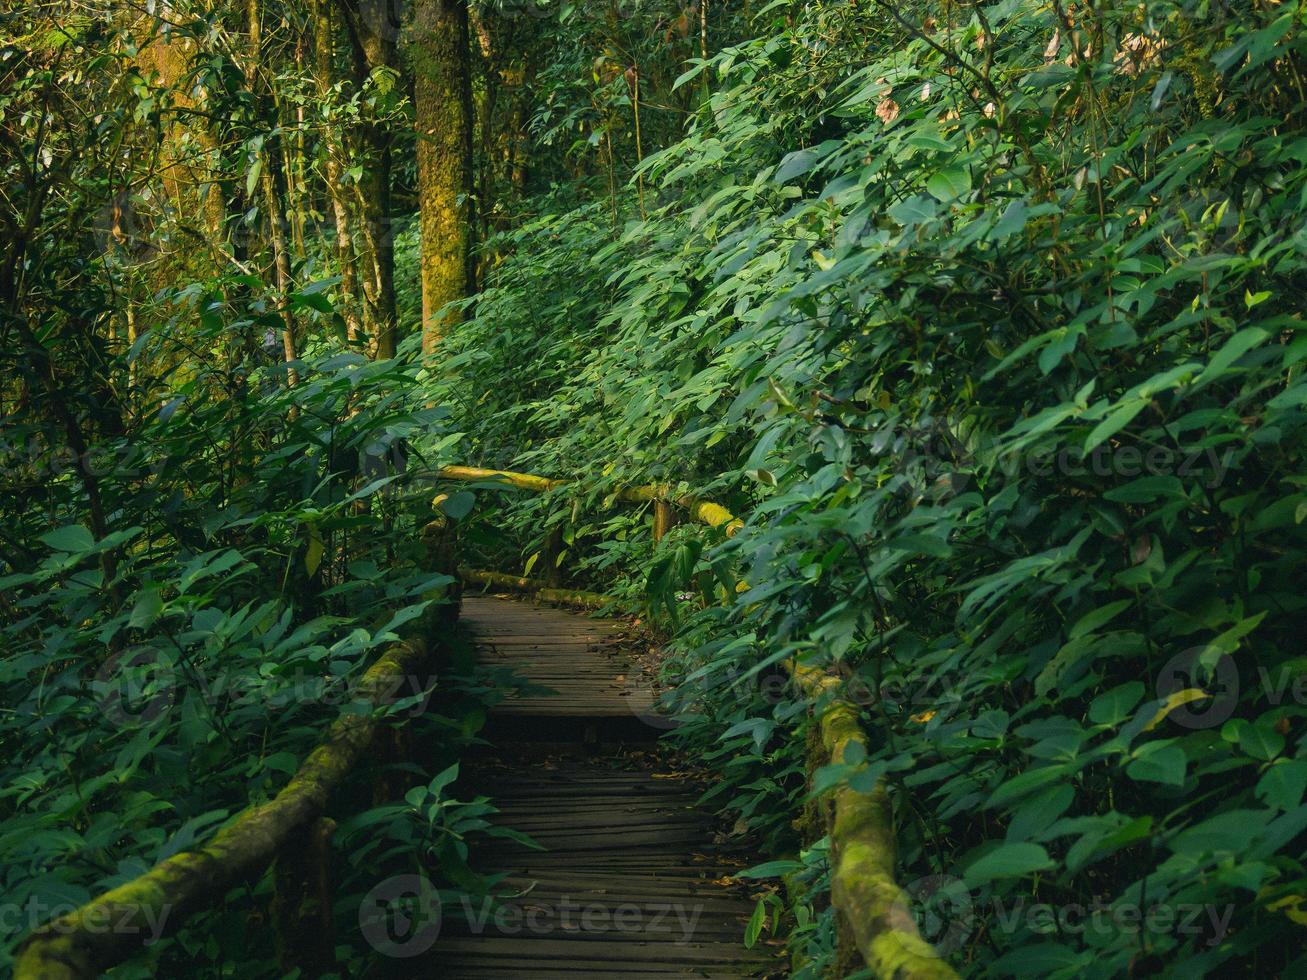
[652,499,675,544]
[422,516,461,628]
[372,723,415,804]
[539,522,565,588]
[272,816,337,976]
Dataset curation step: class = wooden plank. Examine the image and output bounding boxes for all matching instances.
[434,597,768,977]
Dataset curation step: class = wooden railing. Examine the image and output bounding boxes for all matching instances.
[17,466,954,980]
[435,465,745,535]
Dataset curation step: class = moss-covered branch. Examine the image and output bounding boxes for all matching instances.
[15,602,447,980]
[438,464,568,494]
[789,661,959,980]
[436,466,744,535]
[458,566,611,609]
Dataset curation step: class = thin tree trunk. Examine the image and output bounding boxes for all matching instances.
[248,0,298,385]
[508,61,531,205]
[289,35,309,258]
[701,0,709,62]
[413,0,475,354]
[261,163,299,383]
[629,67,647,219]
[479,66,499,251]
[340,0,400,359]
[473,4,496,249]
[311,0,366,346]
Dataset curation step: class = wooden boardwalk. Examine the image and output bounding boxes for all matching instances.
[428,594,775,978]
[463,595,653,718]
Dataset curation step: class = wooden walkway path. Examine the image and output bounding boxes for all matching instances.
[427,594,775,978]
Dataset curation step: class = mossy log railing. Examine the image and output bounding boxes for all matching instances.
[790,663,961,980]
[457,566,610,609]
[435,465,744,535]
[440,465,956,979]
[15,528,454,980]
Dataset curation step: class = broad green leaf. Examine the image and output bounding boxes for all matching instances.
[926,166,972,202]
[1069,600,1132,640]
[43,525,95,552]
[1127,742,1187,786]
[964,842,1054,885]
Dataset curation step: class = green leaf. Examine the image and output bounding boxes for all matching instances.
[744,898,767,947]
[260,751,299,775]
[42,525,96,552]
[1083,398,1147,453]
[429,762,460,797]
[1223,718,1284,761]
[848,762,887,794]
[1126,742,1187,786]
[305,527,325,578]
[990,199,1028,240]
[672,61,708,91]
[964,842,1054,885]
[1257,760,1307,811]
[738,860,804,879]
[1007,785,1074,842]
[926,166,971,202]
[888,194,939,226]
[884,533,952,558]
[129,589,164,629]
[1088,682,1144,726]
[1069,600,1132,640]
[1194,327,1270,388]
[1169,810,1271,857]
[246,156,263,199]
[439,490,476,520]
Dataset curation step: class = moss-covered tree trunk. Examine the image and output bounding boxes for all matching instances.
[247,0,298,384]
[413,0,475,354]
[312,0,366,346]
[337,0,400,359]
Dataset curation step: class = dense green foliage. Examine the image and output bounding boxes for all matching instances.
[436,1,1307,975]
[8,0,1307,975]
[0,310,496,972]
[0,6,498,972]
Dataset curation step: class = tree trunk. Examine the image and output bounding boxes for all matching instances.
[359,146,398,359]
[337,0,400,359]
[413,0,475,354]
[248,0,298,384]
[260,162,299,384]
[288,35,310,258]
[312,0,366,346]
[508,72,530,203]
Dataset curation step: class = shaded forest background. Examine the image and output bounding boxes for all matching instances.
[5,0,1307,977]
